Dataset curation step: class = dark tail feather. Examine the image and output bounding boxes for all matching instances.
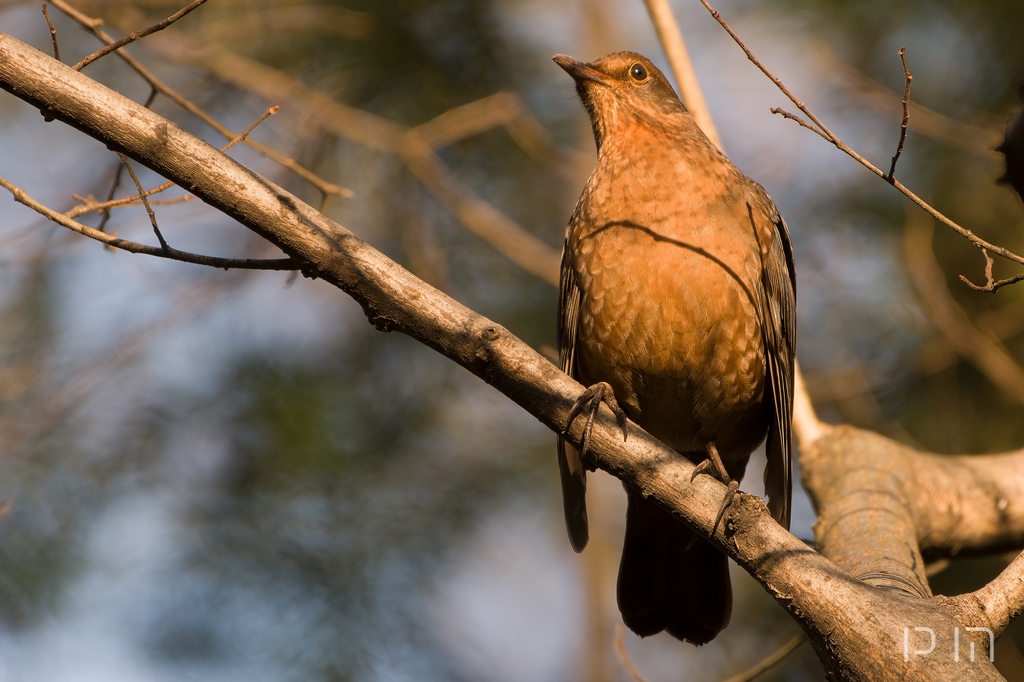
[616,490,731,645]
[558,439,589,552]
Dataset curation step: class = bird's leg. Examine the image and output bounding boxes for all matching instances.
[564,381,628,459]
[690,442,740,536]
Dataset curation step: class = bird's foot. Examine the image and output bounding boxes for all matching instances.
[564,381,628,459]
[690,442,739,538]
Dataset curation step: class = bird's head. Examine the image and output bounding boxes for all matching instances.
[553,51,689,150]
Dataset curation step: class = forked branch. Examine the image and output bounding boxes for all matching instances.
[698,0,1024,282]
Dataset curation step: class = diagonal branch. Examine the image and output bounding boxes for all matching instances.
[72,0,208,71]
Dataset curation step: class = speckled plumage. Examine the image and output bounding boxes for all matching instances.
[554,51,796,645]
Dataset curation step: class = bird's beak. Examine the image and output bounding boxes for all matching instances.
[553,54,614,87]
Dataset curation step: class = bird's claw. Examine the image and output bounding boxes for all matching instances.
[564,381,628,459]
[690,442,740,539]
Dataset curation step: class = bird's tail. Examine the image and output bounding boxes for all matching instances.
[616,489,732,645]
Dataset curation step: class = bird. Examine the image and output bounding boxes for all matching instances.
[553,51,796,645]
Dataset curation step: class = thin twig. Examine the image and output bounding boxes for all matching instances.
[960,248,1024,292]
[697,0,1024,274]
[41,2,60,62]
[886,48,912,181]
[95,163,125,232]
[50,0,351,205]
[223,105,279,151]
[117,153,167,250]
[812,39,1001,154]
[69,106,280,220]
[1,177,297,271]
[73,0,208,71]
[770,107,826,137]
[97,88,158,231]
[698,0,837,139]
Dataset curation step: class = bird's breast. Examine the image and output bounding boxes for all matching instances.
[569,169,770,461]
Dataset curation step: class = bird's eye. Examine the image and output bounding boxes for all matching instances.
[629,63,648,81]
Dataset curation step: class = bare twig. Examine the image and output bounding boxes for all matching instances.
[960,248,1024,292]
[770,107,825,136]
[72,0,208,71]
[95,163,125,233]
[1,178,297,271]
[69,105,280,220]
[145,33,561,285]
[41,2,60,62]
[223,105,279,152]
[117,153,168,250]
[641,0,722,149]
[697,0,1024,274]
[885,48,912,181]
[50,0,351,206]
[722,633,806,682]
[813,40,1001,155]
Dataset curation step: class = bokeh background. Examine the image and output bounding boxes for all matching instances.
[1,0,1023,679]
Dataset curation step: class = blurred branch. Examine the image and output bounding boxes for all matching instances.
[721,633,805,682]
[641,0,722,149]
[142,31,561,286]
[904,212,1024,406]
[698,0,1024,279]
[799,296,1024,407]
[791,360,825,453]
[613,623,649,682]
[812,40,1003,155]
[194,5,373,42]
[50,0,353,208]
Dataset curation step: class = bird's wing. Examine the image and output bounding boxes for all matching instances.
[756,191,797,530]
[558,236,589,553]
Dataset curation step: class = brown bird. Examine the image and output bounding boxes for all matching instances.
[554,51,795,645]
